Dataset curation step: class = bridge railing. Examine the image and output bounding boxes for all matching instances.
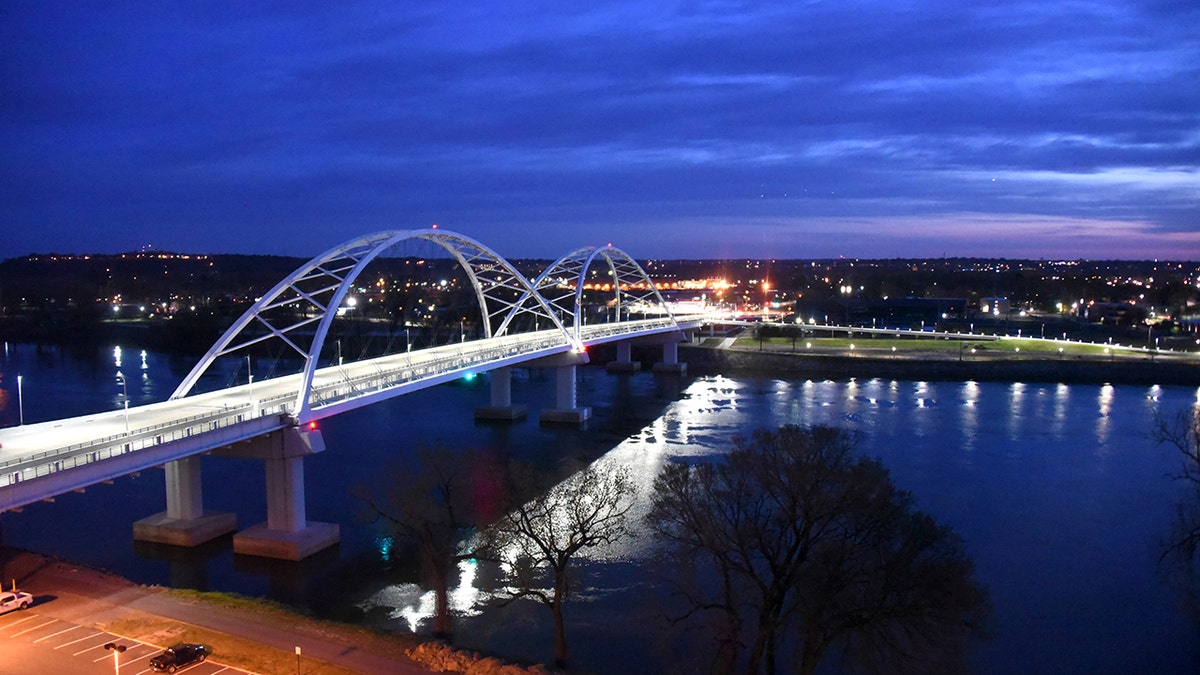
[580,317,681,340]
[2,315,696,488]
[0,401,295,488]
[309,330,574,411]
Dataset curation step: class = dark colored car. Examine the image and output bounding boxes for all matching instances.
[149,643,210,672]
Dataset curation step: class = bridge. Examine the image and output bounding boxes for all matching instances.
[0,229,702,559]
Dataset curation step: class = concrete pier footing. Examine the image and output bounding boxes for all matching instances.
[475,367,529,420]
[539,362,592,424]
[133,456,236,546]
[229,427,339,561]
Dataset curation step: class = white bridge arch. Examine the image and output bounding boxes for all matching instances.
[0,229,701,533]
[171,229,679,421]
[505,245,677,345]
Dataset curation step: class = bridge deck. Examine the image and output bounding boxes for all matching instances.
[0,317,700,510]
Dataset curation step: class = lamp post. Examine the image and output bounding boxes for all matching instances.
[116,372,129,435]
[246,355,255,416]
[104,642,126,675]
[16,374,23,426]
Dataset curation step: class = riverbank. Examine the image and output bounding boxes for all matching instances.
[0,546,550,675]
[680,340,1200,386]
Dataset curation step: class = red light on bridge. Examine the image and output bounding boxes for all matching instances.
[307,421,318,431]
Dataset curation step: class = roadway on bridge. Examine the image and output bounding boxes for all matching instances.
[0,318,696,497]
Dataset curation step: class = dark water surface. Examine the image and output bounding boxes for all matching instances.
[2,341,1199,673]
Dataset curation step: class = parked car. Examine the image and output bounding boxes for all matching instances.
[0,589,33,614]
[149,643,210,672]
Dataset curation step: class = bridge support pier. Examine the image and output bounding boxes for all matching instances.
[653,336,688,374]
[133,456,237,547]
[540,364,592,424]
[605,341,641,373]
[229,426,340,561]
[475,367,528,420]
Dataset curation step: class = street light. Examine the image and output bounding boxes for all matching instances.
[116,372,129,435]
[246,355,256,416]
[104,642,127,675]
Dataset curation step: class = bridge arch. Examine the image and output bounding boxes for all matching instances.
[502,245,678,343]
[171,229,572,421]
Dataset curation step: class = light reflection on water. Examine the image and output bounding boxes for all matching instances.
[354,374,1200,674]
[1097,383,1115,446]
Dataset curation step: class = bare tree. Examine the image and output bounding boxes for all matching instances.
[354,444,497,639]
[647,425,990,675]
[482,462,634,669]
[1152,408,1200,620]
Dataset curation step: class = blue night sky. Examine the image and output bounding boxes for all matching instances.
[2,1,1198,260]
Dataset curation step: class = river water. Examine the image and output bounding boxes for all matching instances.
[1,340,1199,673]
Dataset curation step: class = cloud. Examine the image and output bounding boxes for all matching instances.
[0,1,1196,259]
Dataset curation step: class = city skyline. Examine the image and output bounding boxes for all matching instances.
[2,1,1198,261]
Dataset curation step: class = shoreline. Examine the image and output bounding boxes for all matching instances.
[678,342,1200,387]
[0,545,553,675]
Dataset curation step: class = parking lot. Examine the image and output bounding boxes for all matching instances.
[0,607,252,675]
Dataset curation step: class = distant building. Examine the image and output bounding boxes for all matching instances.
[979,297,1010,317]
[1086,302,1147,326]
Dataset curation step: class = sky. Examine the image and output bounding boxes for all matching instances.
[1,1,1198,261]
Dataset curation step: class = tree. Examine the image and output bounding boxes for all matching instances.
[1152,408,1200,621]
[482,462,634,668]
[354,444,499,639]
[647,425,990,675]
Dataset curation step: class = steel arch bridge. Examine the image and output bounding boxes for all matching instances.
[0,228,700,544]
[168,229,684,424]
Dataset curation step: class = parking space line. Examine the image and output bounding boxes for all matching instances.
[0,614,41,632]
[54,629,103,649]
[34,623,84,642]
[72,635,116,656]
[12,618,57,637]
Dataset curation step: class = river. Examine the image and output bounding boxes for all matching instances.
[1,340,1198,673]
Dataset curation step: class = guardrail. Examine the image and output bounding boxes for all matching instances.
[1,401,295,488]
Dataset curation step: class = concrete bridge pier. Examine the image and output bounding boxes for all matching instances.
[652,332,689,374]
[532,351,592,424]
[475,367,528,420]
[133,456,237,547]
[226,426,340,561]
[605,340,641,373]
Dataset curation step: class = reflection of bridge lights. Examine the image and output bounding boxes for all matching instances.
[377,535,394,562]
